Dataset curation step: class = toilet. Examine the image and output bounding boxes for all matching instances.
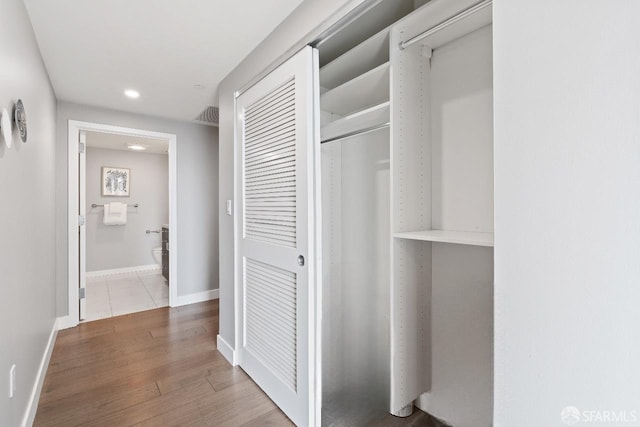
[152,247,162,265]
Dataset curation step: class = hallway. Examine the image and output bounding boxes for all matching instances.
[34,301,292,426]
[33,301,437,426]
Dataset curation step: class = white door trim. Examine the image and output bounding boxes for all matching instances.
[67,120,178,327]
[79,130,87,320]
[310,49,322,427]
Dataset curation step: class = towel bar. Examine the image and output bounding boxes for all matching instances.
[91,203,139,208]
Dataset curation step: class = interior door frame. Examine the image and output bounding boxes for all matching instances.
[233,46,322,426]
[66,120,178,327]
[79,130,87,320]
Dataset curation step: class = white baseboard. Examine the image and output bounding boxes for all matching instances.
[217,334,237,366]
[172,289,219,307]
[21,319,58,427]
[56,315,77,330]
[86,264,160,278]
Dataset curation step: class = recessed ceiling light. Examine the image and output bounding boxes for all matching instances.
[127,144,147,151]
[124,89,140,99]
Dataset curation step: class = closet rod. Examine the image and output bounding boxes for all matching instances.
[399,0,492,50]
[321,123,389,144]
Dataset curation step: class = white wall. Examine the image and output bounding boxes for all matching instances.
[217,0,363,352]
[0,0,57,425]
[57,101,219,314]
[494,1,640,425]
[86,147,168,271]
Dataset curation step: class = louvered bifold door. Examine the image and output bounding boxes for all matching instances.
[236,46,318,426]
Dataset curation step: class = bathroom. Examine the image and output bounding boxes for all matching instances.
[83,130,170,321]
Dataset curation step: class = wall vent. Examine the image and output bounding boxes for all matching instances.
[195,106,219,125]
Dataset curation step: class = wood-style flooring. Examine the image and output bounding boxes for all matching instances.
[34,300,438,426]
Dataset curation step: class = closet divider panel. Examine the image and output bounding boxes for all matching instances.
[389,24,433,416]
[235,46,318,427]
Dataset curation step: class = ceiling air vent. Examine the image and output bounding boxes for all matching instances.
[195,106,219,126]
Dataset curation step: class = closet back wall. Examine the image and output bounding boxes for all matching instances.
[86,147,168,272]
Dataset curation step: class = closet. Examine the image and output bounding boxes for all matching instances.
[234,0,494,425]
[320,0,494,426]
[318,2,411,425]
[389,1,493,425]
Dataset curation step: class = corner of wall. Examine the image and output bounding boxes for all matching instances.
[216,334,237,366]
[20,319,58,427]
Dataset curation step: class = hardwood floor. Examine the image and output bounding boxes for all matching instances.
[34,301,437,426]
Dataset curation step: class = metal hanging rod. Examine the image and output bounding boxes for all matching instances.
[399,0,492,50]
[91,203,139,208]
[321,122,389,144]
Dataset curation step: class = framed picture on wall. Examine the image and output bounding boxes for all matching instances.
[102,166,130,197]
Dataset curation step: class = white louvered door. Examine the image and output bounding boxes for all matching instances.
[236,46,318,426]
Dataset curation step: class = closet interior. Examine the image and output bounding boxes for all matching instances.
[318,2,413,425]
[318,0,494,426]
[390,1,494,425]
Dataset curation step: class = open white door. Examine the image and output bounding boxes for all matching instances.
[236,45,318,426]
[78,130,87,321]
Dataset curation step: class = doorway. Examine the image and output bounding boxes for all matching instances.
[67,121,178,326]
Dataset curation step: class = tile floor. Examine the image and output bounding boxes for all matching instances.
[84,270,169,322]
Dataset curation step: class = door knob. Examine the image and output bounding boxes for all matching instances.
[297,255,305,267]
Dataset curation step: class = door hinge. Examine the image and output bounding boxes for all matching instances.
[78,215,85,226]
[79,288,86,300]
[79,142,85,153]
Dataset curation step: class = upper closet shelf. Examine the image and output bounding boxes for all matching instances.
[321,101,389,143]
[394,230,494,247]
[397,0,492,51]
[320,27,390,90]
[320,62,390,116]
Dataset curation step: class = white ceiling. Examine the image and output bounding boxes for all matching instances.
[86,131,169,154]
[23,0,305,123]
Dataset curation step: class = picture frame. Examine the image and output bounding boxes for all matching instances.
[102,166,130,197]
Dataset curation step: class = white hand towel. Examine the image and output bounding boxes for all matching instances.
[104,202,127,225]
[108,202,123,215]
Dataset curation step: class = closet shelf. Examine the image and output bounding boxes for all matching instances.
[399,1,492,52]
[321,102,389,143]
[394,230,494,247]
[320,27,390,90]
[320,62,390,116]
